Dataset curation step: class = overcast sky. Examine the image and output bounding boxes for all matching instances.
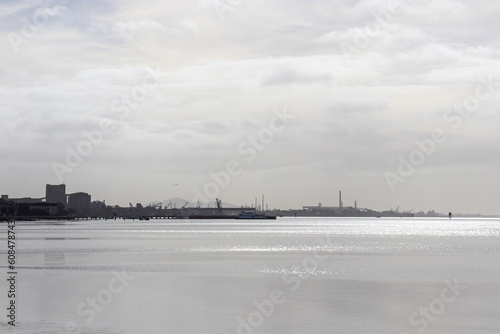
[1,0,500,214]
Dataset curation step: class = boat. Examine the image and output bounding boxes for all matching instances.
[235,211,276,220]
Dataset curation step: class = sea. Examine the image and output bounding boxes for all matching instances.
[0,217,499,334]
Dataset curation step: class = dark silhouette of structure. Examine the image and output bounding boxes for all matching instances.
[46,184,66,206]
[68,192,91,215]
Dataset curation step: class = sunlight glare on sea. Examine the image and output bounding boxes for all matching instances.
[0,217,499,334]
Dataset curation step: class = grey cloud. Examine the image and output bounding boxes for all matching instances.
[1,0,500,213]
[261,68,334,86]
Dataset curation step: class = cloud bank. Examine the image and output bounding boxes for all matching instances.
[1,0,499,214]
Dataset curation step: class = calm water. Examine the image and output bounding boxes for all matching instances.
[1,217,499,333]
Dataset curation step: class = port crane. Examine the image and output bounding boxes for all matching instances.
[149,202,162,209]
[215,198,223,213]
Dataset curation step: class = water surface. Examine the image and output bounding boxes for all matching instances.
[1,217,499,333]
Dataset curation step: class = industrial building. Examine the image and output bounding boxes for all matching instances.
[17,203,60,216]
[68,192,91,215]
[1,198,60,218]
[46,184,67,205]
[1,195,44,203]
[302,191,357,213]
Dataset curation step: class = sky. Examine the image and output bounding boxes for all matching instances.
[1,0,500,214]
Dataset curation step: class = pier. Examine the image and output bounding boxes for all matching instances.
[0,215,182,222]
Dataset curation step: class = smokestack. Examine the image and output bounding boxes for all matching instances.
[339,191,342,208]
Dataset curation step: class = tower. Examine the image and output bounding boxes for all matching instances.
[46,184,66,205]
